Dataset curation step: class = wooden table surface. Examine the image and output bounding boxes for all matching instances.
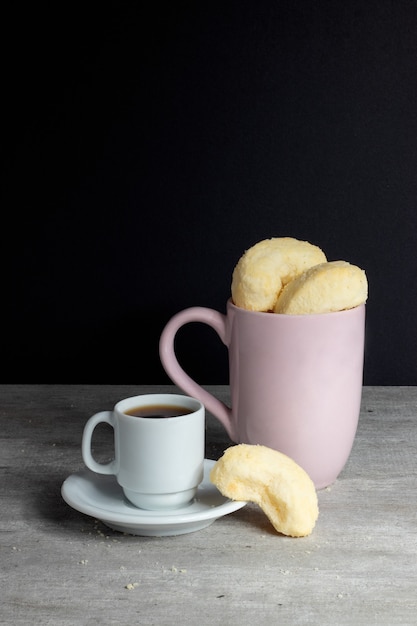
[1,385,416,626]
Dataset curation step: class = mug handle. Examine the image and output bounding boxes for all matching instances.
[82,411,117,475]
[159,307,235,440]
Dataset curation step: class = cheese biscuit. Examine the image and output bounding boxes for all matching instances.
[210,444,319,537]
[231,237,327,311]
[274,260,368,314]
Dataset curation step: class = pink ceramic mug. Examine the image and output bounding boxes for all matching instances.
[159,300,365,488]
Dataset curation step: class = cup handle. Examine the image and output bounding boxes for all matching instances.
[81,411,117,475]
[159,307,235,440]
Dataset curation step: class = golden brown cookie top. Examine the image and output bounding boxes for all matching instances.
[231,237,327,311]
[274,260,368,314]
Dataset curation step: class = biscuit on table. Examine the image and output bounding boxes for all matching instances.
[210,444,319,537]
[231,237,327,312]
[274,260,368,314]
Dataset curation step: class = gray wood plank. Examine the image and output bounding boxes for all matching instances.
[1,385,416,625]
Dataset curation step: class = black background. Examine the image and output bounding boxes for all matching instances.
[4,1,417,385]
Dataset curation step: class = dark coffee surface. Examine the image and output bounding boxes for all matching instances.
[124,404,193,419]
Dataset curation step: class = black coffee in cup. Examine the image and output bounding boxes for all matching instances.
[124,404,193,419]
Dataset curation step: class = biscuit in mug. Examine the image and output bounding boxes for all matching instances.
[231,237,327,312]
[274,260,368,314]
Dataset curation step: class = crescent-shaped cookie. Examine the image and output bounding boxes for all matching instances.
[274,260,368,315]
[231,237,327,311]
[210,444,319,537]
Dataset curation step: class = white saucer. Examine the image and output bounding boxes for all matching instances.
[61,459,246,537]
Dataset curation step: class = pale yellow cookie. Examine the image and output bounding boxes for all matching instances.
[274,260,368,315]
[210,444,319,537]
[231,237,327,311]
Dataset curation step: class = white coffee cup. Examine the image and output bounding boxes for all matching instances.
[81,394,205,510]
